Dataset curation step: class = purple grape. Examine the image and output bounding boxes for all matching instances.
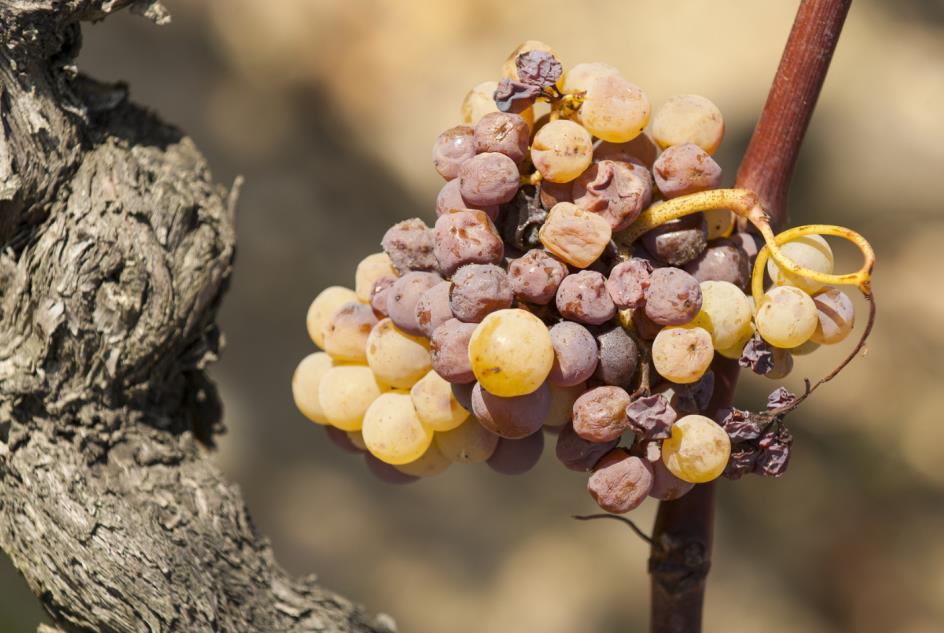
[473,112,530,164]
[606,257,653,309]
[640,214,708,266]
[434,209,504,276]
[414,280,454,338]
[451,380,475,410]
[587,449,654,514]
[556,271,617,325]
[548,321,599,387]
[539,180,574,210]
[625,393,676,440]
[386,271,443,335]
[325,426,364,454]
[571,160,653,231]
[435,178,500,220]
[727,231,764,269]
[644,267,702,326]
[572,386,632,443]
[507,249,569,305]
[431,318,477,384]
[381,218,438,274]
[486,432,545,475]
[432,125,475,181]
[648,459,693,501]
[684,240,750,291]
[458,152,520,207]
[471,381,550,439]
[449,264,513,323]
[364,454,418,485]
[555,422,618,472]
[369,275,396,318]
[594,134,659,168]
[593,324,639,387]
[652,142,722,199]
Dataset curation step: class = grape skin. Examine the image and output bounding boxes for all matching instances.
[755,286,818,348]
[587,449,654,514]
[572,385,633,442]
[487,432,545,475]
[577,73,651,143]
[291,352,335,425]
[471,381,551,439]
[684,241,750,291]
[306,286,356,349]
[410,369,469,432]
[703,209,735,241]
[688,280,753,350]
[430,318,477,384]
[556,271,617,325]
[766,234,833,294]
[366,318,432,389]
[593,324,639,387]
[594,134,659,169]
[501,40,557,81]
[434,209,504,276]
[435,178,499,220]
[355,253,398,303]
[381,218,438,274]
[644,267,703,326]
[449,264,514,323]
[386,271,443,336]
[531,120,594,183]
[649,458,694,501]
[641,214,708,266]
[548,321,599,387]
[473,112,530,164]
[432,125,475,181]
[507,249,569,305]
[651,95,725,154]
[468,309,554,397]
[435,417,499,463]
[318,365,386,431]
[652,143,722,199]
[555,422,618,472]
[606,258,653,310]
[538,180,574,210]
[661,414,731,484]
[458,152,521,207]
[810,286,855,344]
[571,160,652,231]
[414,280,454,338]
[369,276,396,318]
[361,392,434,465]
[323,301,379,362]
[652,326,714,384]
[538,202,613,269]
[545,383,587,428]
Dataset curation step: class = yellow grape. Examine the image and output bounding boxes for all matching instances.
[355,252,397,303]
[662,414,731,483]
[318,365,386,431]
[577,74,650,143]
[410,370,470,432]
[766,234,833,294]
[306,286,356,349]
[366,318,432,389]
[651,94,725,154]
[703,209,734,240]
[530,120,593,183]
[435,417,499,463]
[538,202,612,268]
[395,441,451,478]
[501,40,556,80]
[558,62,620,94]
[461,80,534,128]
[689,281,753,350]
[361,392,434,465]
[810,286,855,345]
[651,326,714,384]
[322,302,377,362]
[291,352,335,424]
[755,286,818,348]
[468,309,554,397]
[715,323,755,360]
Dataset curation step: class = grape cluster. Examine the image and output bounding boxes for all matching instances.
[292,42,873,512]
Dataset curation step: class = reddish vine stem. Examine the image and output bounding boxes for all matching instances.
[648,1,852,632]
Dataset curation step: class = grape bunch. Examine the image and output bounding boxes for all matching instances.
[292,41,875,512]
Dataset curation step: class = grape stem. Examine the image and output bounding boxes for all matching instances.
[573,514,655,547]
[646,2,853,633]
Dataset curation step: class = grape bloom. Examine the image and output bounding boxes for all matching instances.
[290,42,876,518]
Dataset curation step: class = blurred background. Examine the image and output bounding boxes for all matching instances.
[3,1,943,631]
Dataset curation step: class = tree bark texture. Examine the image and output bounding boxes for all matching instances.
[0,2,390,632]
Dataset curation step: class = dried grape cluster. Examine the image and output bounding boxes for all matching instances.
[292,41,876,513]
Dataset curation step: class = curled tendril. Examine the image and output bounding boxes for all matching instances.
[615,188,876,413]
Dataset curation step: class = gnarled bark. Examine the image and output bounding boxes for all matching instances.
[0,3,390,632]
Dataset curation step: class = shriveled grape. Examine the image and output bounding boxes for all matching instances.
[644,267,703,326]
[539,202,612,268]
[507,249,568,305]
[587,449,654,514]
[471,381,551,439]
[414,280,454,338]
[572,385,632,442]
[434,209,504,276]
[449,264,513,323]
[369,276,396,318]
[430,318,477,384]
[606,258,653,309]
[652,143,722,199]
[473,112,530,163]
[381,218,438,274]
[435,178,499,220]
[572,160,652,231]
[386,271,442,336]
[458,152,520,207]
[548,321,599,387]
[594,324,639,387]
[641,214,708,266]
[432,125,475,181]
[556,271,617,325]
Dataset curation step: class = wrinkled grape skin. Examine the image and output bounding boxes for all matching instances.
[649,458,694,501]
[594,134,659,169]
[684,241,750,291]
[432,125,476,181]
[435,178,499,220]
[434,209,505,276]
[458,152,521,207]
[572,160,653,231]
[539,180,574,210]
[449,264,513,323]
[382,218,439,274]
[606,258,653,309]
[652,143,722,199]
[539,202,612,268]
[386,271,443,336]
[572,386,633,442]
[369,276,396,318]
[364,454,418,485]
[652,326,714,385]
[644,268,703,326]
[587,449,654,514]
[507,249,569,305]
[548,322,599,387]
[641,214,708,266]
[415,281,454,338]
[430,318,477,384]
[471,381,551,439]
[531,120,594,183]
[487,432,545,475]
[556,271,617,325]
[811,287,855,344]
[473,112,530,164]
[594,324,639,387]
[555,422,618,472]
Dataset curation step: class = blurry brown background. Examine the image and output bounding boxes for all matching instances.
[3,1,944,631]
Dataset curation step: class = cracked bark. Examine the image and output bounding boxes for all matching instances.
[0,2,390,632]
